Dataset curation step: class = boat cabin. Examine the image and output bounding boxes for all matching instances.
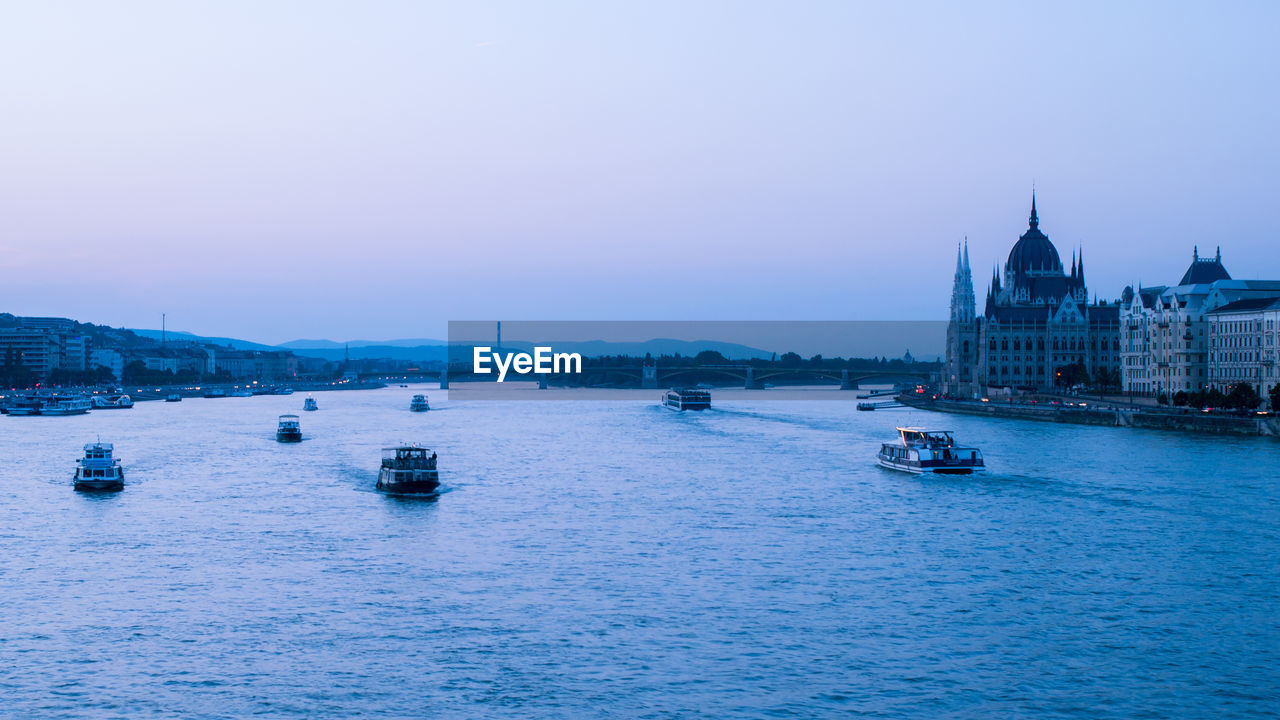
[382,446,437,470]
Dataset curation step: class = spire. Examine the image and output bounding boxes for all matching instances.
[963,237,970,274]
[1070,249,1077,279]
[1193,245,1199,261]
[1216,246,1221,262]
[1078,247,1085,283]
[1028,190,1039,230]
[949,238,976,324]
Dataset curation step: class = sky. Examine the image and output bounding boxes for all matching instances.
[1,1,1277,345]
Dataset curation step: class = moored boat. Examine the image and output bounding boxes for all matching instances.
[877,426,985,475]
[74,441,125,491]
[376,445,440,494]
[303,396,318,412]
[203,388,228,399]
[661,387,711,411]
[857,402,877,411]
[409,394,429,412]
[5,393,46,416]
[276,414,302,442]
[166,393,182,402]
[91,394,134,410]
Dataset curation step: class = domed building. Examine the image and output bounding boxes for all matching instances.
[944,195,1121,397]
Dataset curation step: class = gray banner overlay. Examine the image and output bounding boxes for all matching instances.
[445,321,943,401]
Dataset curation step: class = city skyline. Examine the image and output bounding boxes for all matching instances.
[2,2,1278,344]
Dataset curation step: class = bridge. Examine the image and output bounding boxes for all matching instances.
[441,363,933,390]
[401,363,934,390]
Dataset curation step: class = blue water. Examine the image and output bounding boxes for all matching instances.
[1,386,1277,718]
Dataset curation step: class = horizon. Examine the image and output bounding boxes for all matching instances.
[3,2,1278,342]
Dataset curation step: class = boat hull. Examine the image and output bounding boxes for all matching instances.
[377,468,440,494]
[876,455,984,475]
[74,469,125,491]
[42,408,90,416]
[74,479,125,491]
[276,431,303,443]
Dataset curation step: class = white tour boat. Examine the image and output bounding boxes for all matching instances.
[74,441,125,491]
[376,445,440,494]
[877,426,985,475]
[410,394,430,412]
[661,387,712,411]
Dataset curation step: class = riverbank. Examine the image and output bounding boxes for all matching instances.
[900,394,1280,437]
[0,380,388,408]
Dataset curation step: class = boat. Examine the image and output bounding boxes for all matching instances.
[376,445,440,494]
[166,393,182,402]
[857,402,877,411]
[272,387,295,395]
[876,426,985,475]
[231,389,253,397]
[661,387,711,411]
[203,388,228,399]
[410,394,430,412]
[40,395,92,416]
[5,393,46,416]
[303,396,318,412]
[73,441,125,491]
[276,414,302,443]
[91,394,134,410]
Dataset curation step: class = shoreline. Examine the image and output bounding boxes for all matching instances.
[899,395,1280,438]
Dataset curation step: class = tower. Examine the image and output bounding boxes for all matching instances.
[944,239,978,396]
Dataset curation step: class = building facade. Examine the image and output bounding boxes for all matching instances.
[945,196,1120,397]
[1206,297,1280,399]
[1119,248,1280,397]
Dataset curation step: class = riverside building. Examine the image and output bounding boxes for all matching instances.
[1119,248,1280,397]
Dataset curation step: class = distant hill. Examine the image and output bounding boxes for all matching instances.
[289,345,447,363]
[130,329,447,362]
[279,338,446,350]
[125,330,935,364]
[130,329,279,351]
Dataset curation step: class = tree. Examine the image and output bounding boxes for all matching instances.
[1271,383,1280,412]
[1054,361,1089,389]
[779,352,802,368]
[1227,382,1261,410]
[1157,393,1170,406]
[694,350,728,364]
[1172,390,1189,407]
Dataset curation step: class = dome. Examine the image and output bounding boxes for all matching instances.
[1005,195,1062,275]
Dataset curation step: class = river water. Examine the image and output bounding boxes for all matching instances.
[1,385,1276,718]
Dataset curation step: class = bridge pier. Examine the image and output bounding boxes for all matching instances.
[745,367,763,390]
[840,369,855,390]
[538,375,547,390]
[641,363,658,390]
[439,367,448,390]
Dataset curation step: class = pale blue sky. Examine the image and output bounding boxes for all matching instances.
[0,1,1276,344]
